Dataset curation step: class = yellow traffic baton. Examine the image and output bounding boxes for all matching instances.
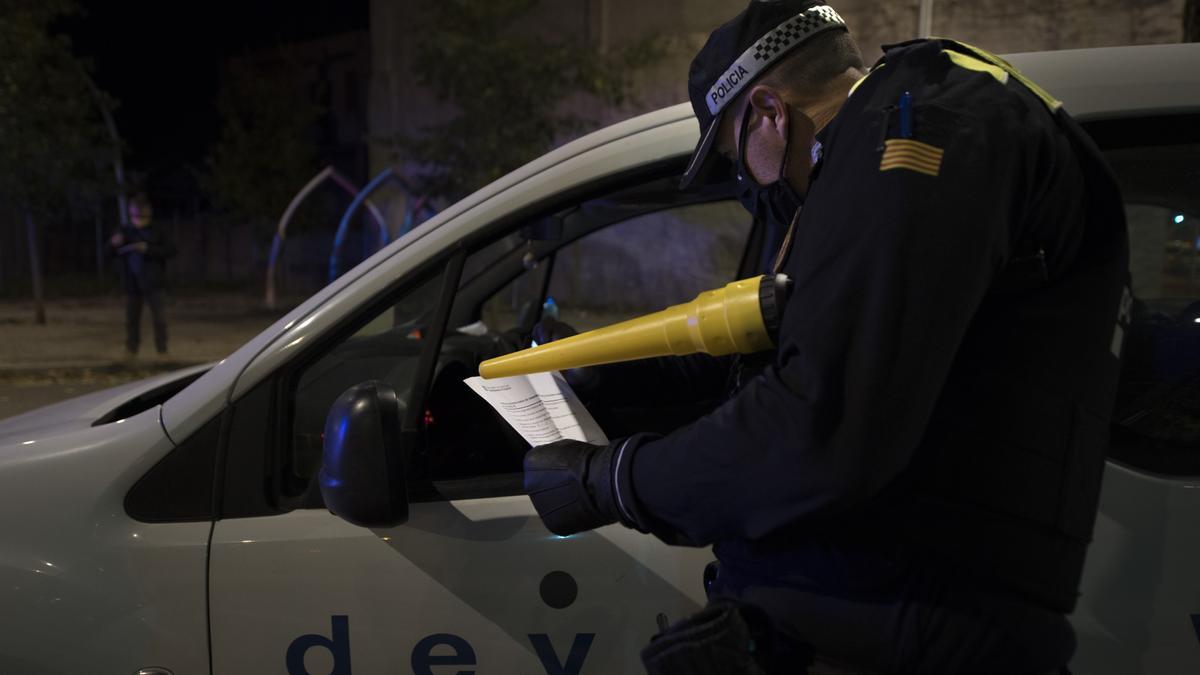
[479,274,791,379]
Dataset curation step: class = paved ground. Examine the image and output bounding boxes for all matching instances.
[0,294,290,421]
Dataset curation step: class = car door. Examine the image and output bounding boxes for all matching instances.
[1070,112,1200,674]
[206,170,757,673]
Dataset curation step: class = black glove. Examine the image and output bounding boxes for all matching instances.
[524,436,650,536]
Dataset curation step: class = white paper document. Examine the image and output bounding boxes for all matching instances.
[464,371,608,447]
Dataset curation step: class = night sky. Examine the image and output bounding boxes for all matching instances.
[63,1,367,208]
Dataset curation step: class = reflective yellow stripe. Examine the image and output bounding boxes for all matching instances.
[881,161,940,177]
[883,147,944,160]
[848,62,882,99]
[881,157,942,171]
[883,139,944,158]
[940,39,1062,111]
[881,153,941,167]
[882,163,940,174]
[942,49,1009,85]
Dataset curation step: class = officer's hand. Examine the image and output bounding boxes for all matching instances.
[525,438,648,536]
[524,440,609,535]
[109,233,124,247]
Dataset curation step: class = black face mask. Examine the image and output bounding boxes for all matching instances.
[733,103,805,232]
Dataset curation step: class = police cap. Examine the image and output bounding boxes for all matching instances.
[681,1,848,189]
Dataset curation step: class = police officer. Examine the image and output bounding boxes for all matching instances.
[524,2,1130,672]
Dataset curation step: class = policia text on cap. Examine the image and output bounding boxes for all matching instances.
[519,2,1130,673]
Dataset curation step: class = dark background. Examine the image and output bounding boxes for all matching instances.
[65,1,368,213]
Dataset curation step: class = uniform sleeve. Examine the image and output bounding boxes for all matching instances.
[583,353,735,438]
[630,90,1039,545]
[592,353,733,407]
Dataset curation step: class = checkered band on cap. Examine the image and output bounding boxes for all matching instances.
[705,5,846,115]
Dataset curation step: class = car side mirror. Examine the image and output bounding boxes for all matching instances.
[319,381,410,527]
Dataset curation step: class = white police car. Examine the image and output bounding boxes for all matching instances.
[0,44,1196,674]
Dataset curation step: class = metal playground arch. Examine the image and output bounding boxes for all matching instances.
[264,165,437,309]
[264,166,386,309]
[326,167,437,284]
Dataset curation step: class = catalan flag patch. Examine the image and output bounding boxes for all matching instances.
[880,138,944,177]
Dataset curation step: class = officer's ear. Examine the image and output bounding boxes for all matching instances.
[746,84,791,143]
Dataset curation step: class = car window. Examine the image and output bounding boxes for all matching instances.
[546,200,752,330]
[1089,113,1200,475]
[287,270,445,498]
[423,197,751,485]
[276,172,747,505]
[477,250,551,343]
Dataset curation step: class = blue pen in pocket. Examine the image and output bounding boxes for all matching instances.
[899,91,913,139]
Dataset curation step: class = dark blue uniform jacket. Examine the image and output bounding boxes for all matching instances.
[625,39,1130,620]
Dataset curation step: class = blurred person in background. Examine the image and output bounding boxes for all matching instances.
[110,193,176,357]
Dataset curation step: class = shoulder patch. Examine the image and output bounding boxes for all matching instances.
[880,138,943,177]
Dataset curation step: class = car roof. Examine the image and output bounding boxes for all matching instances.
[162,43,1200,442]
[1005,43,1200,120]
